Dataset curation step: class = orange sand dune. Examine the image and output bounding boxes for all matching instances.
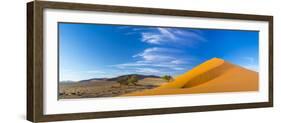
[125,58,258,96]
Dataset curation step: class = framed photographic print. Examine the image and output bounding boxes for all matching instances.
[27,0,273,122]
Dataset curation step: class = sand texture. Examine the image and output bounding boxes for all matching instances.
[124,58,258,96]
[59,76,167,99]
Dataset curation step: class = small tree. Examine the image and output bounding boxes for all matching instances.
[162,75,173,82]
[117,75,139,86]
[117,76,129,86]
[127,75,138,86]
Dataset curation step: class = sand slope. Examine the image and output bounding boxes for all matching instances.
[125,58,258,96]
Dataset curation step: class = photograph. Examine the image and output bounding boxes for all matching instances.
[58,23,259,99]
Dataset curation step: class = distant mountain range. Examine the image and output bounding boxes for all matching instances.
[106,74,160,81]
[60,80,76,83]
[61,74,161,83]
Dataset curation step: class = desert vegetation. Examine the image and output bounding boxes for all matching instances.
[59,74,167,99]
[117,75,139,86]
[162,75,174,82]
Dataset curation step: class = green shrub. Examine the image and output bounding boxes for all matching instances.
[127,75,138,85]
[162,75,173,82]
[117,75,139,86]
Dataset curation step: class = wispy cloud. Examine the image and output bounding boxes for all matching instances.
[111,47,195,75]
[85,70,106,74]
[135,68,161,74]
[140,27,207,46]
[117,26,207,46]
[133,47,181,63]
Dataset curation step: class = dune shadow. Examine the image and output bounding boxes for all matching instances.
[182,62,233,88]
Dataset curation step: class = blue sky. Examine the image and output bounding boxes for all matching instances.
[59,23,259,81]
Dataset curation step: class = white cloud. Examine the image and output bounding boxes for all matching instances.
[172,67,185,71]
[133,47,180,62]
[111,47,195,75]
[135,68,161,74]
[141,32,163,44]
[85,70,106,74]
[140,27,206,45]
[113,62,183,69]
[157,28,177,40]
[170,60,186,65]
[173,29,207,42]
[117,26,206,46]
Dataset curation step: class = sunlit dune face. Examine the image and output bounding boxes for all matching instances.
[124,58,258,96]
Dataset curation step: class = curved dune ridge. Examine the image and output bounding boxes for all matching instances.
[124,58,258,96]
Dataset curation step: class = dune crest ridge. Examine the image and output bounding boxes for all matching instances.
[124,57,258,96]
[157,58,226,89]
